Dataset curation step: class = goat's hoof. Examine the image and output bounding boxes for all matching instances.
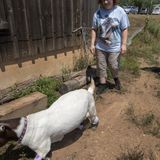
[90,122,99,130]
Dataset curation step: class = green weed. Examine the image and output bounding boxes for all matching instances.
[116,146,144,160]
[13,77,61,106]
[124,18,160,70]
[61,65,72,82]
[126,105,160,138]
[73,55,89,71]
[120,56,140,76]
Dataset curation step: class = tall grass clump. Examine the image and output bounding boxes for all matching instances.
[73,54,89,71]
[13,77,61,106]
[116,146,144,160]
[145,19,160,39]
[117,146,157,160]
[123,18,160,69]
[120,54,140,76]
[126,105,160,138]
[61,65,72,82]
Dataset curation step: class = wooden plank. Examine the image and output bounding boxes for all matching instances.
[63,0,73,48]
[28,0,41,40]
[79,0,83,27]
[22,0,35,63]
[50,0,55,51]
[37,0,47,60]
[54,0,63,38]
[0,0,6,20]
[70,0,74,47]
[41,0,52,38]
[0,46,5,72]
[6,0,20,59]
[12,0,27,40]
[0,92,48,120]
[53,0,64,50]
[61,0,66,48]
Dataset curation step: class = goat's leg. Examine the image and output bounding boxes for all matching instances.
[88,97,99,128]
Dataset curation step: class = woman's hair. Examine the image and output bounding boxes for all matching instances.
[98,0,118,5]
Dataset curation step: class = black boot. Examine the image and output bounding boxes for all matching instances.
[96,83,108,94]
[114,77,121,90]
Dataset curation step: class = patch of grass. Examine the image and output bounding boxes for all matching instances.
[117,146,158,160]
[120,55,140,76]
[61,65,72,82]
[145,19,160,39]
[13,77,61,106]
[126,106,155,127]
[141,112,155,127]
[73,54,89,71]
[125,18,160,70]
[126,105,160,138]
[116,146,144,160]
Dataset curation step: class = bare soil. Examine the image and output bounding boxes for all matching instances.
[0,61,159,160]
[51,62,160,160]
[0,15,160,160]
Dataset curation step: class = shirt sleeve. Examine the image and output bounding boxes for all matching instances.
[120,12,130,30]
[92,12,98,30]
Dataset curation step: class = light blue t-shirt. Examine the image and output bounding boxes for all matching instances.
[92,6,130,53]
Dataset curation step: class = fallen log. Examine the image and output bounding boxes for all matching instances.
[59,75,87,94]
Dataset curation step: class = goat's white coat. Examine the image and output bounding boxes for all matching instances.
[21,88,98,158]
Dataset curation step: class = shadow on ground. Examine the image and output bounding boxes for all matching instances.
[142,67,160,75]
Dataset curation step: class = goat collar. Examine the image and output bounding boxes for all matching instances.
[18,117,27,143]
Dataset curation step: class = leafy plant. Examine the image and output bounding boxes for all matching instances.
[13,77,61,106]
[73,54,89,71]
[61,65,72,82]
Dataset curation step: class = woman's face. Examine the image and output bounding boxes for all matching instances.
[102,0,113,9]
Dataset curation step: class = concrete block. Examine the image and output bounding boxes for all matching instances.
[0,92,48,120]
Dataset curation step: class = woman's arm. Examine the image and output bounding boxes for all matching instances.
[90,29,97,54]
[121,28,128,54]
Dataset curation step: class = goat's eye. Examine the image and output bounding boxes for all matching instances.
[0,126,5,132]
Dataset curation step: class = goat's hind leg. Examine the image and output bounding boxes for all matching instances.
[87,97,99,128]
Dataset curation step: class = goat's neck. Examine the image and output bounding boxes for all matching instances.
[13,117,26,138]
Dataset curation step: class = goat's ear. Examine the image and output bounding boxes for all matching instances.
[0,125,5,132]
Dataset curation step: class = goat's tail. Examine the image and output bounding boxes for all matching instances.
[87,78,95,95]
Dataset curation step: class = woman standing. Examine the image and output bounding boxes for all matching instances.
[90,0,130,90]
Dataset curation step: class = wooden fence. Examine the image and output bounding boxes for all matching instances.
[0,0,97,69]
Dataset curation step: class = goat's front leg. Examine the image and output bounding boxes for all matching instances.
[34,154,51,160]
[34,138,51,160]
[34,154,43,160]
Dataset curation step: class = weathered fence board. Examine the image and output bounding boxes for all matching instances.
[0,0,98,65]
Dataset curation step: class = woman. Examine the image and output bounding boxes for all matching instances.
[90,0,130,90]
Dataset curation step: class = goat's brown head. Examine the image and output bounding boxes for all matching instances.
[0,123,18,147]
[0,124,9,147]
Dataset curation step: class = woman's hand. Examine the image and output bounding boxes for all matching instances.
[90,45,96,55]
[121,44,127,55]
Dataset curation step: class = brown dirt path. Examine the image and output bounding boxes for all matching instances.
[52,63,160,160]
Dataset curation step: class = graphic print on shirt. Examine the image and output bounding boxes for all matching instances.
[99,17,118,45]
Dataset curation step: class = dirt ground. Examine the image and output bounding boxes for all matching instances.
[0,14,160,160]
[0,61,159,160]
[50,61,160,160]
